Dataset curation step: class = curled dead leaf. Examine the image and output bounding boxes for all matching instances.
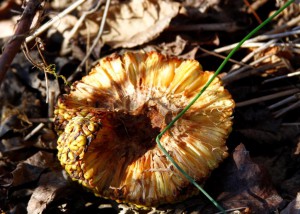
[27,171,68,214]
[96,0,180,48]
[11,151,56,186]
[204,144,283,213]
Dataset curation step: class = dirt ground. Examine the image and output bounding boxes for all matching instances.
[0,0,300,213]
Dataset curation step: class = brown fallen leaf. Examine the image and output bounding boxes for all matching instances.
[143,35,188,57]
[100,0,180,48]
[26,170,68,214]
[0,106,32,138]
[182,0,221,13]
[204,144,283,213]
[12,151,56,186]
[143,36,200,59]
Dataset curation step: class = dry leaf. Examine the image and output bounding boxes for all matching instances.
[225,144,282,211]
[0,19,16,39]
[144,35,188,57]
[27,171,68,214]
[143,36,199,59]
[101,0,180,48]
[58,0,179,53]
[0,106,32,138]
[204,144,283,213]
[182,0,220,13]
[12,151,56,186]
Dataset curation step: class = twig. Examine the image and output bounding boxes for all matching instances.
[230,39,278,71]
[213,29,300,53]
[268,93,300,110]
[236,88,300,107]
[265,14,300,34]
[273,100,300,118]
[281,123,300,126]
[68,0,111,82]
[0,0,43,87]
[198,47,252,68]
[168,22,241,32]
[60,0,104,55]
[222,61,284,84]
[244,0,262,24]
[263,70,300,84]
[48,90,55,128]
[25,0,87,43]
[29,118,55,123]
[23,123,45,141]
[250,0,268,11]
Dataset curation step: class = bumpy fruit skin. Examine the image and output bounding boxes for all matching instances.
[54,51,235,207]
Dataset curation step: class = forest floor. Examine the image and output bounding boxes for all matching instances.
[0,0,300,213]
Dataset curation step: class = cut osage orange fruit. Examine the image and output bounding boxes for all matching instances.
[54,51,235,207]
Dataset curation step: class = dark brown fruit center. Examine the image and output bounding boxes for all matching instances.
[112,106,164,151]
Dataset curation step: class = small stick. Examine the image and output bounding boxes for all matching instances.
[198,47,251,67]
[250,0,268,11]
[222,61,284,84]
[48,90,55,128]
[48,90,55,118]
[268,93,300,110]
[68,0,111,82]
[226,52,277,77]
[244,0,262,24]
[213,29,300,53]
[29,118,55,123]
[230,39,277,70]
[25,0,86,43]
[167,22,240,32]
[24,123,45,141]
[265,14,300,34]
[273,100,300,118]
[281,123,300,126]
[60,0,104,55]
[263,70,300,84]
[0,0,43,87]
[236,88,300,107]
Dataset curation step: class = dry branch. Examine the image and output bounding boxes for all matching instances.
[0,0,43,87]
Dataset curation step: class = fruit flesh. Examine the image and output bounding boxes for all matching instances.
[54,51,235,207]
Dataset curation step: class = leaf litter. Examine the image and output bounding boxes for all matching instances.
[0,0,300,213]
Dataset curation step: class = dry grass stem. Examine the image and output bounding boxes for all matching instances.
[225,52,278,80]
[236,88,300,107]
[273,100,300,118]
[230,39,278,70]
[214,29,300,53]
[198,47,251,67]
[268,93,300,110]
[281,123,300,126]
[168,22,240,32]
[60,0,104,55]
[223,61,284,83]
[29,118,55,123]
[23,123,45,141]
[25,0,87,43]
[265,14,300,34]
[263,70,300,84]
[244,0,262,23]
[48,90,55,119]
[68,0,111,82]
